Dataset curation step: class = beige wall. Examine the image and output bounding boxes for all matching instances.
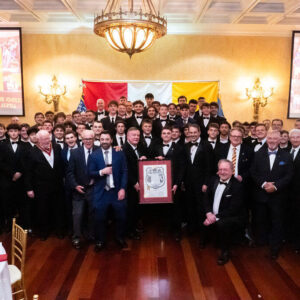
[0,33,295,129]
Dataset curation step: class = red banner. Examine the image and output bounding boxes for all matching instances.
[82,81,127,110]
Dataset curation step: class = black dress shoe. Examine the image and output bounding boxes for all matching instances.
[116,239,128,249]
[94,241,106,252]
[72,238,81,250]
[217,251,230,265]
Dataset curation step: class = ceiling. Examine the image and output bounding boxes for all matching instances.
[0,0,300,36]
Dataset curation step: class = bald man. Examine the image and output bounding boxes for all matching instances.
[25,130,65,240]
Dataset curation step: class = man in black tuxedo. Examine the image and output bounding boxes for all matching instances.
[25,130,65,240]
[175,104,196,131]
[126,100,145,131]
[253,123,267,152]
[153,126,185,240]
[139,119,159,159]
[101,100,122,135]
[95,98,108,121]
[287,129,300,252]
[203,159,246,265]
[183,124,213,237]
[85,110,96,130]
[244,121,258,145]
[168,103,178,121]
[250,130,293,259]
[67,130,98,249]
[210,102,227,123]
[197,102,218,140]
[122,127,148,239]
[188,99,199,120]
[112,120,126,147]
[52,124,66,149]
[152,104,175,138]
[0,124,28,231]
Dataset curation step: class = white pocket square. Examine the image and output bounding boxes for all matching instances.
[225,195,232,197]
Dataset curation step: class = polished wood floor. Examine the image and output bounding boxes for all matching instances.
[2,220,300,300]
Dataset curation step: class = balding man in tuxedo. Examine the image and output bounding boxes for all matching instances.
[251,130,293,259]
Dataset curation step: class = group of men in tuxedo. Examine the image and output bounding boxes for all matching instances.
[0,95,300,266]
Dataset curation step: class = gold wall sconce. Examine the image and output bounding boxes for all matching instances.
[38,75,67,112]
[246,78,274,121]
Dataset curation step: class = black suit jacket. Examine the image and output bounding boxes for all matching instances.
[95,110,108,121]
[101,116,122,135]
[24,144,64,193]
[243,136,257,146]
[215,143,254,182]
[175,117,196,131]
[122,142,148,187]
[152,141,185,185]
[126,115,145,131]
[197,116,219,140]
[152,118,175,138]
[112,135,126,147]
[183,139,213,188]
[139,135,160,159]
[204,176,246,221]
[66,146,98,190]
[0,140,29,188]
[250,147,293,203]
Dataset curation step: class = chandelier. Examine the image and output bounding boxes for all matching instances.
[94,0,167,57]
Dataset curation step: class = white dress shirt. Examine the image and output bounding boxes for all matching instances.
[208,138,217,149]
[227,144,241,176]
[67,144,78,161]
[254,138,266,152]
[268,148,278,170]
[143,134,152,147]
[55,139,64,149]
[203,116,210,127]
[135,114,143,126]
[100,147,115,189]
[291,145,300,161]
[83,146,92,165]
[190,138,201,163]
[109,114,117,123]
[97,110,106,121]
[42,148,54,168]
[116,134,126,146]
[10,139,18,152]
[162,142,171,156]
[129,142,139,158]
[213,179,230,216]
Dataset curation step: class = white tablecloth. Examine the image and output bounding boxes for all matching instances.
[0,242,12,300]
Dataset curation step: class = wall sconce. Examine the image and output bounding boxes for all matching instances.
[38,75,67,112]
[246,78,274,122]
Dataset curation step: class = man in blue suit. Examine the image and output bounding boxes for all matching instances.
[89,130,128,251]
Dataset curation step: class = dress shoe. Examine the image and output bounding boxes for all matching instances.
[217,250,230,265]
[115,239,128,249]
[72,238,81,250]
[270,249,279,260]
[94,241,106,252]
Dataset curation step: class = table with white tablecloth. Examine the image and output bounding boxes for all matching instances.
[0,242,12,300]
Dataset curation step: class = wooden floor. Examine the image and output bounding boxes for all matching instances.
[2,222,300,300]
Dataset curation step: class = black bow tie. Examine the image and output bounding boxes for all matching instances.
[209,141,215,144]
[144,136,152,139]
[190,142,199,147]
[56,140,64,144]
[163,144,170,147]
[219,181,228,186]
[98,111,104,115]
[203,117,210,120]
[256,142,262,145]
[160,119,167,122]
[268,151,277,156]
[11,141,18,145]
[136,116,143,119]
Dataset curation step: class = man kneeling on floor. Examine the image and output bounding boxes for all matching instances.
[203,159,246,265]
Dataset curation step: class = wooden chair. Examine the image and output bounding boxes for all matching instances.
[8,218,28,300]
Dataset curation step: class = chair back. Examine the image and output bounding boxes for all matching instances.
[11,218,28,279]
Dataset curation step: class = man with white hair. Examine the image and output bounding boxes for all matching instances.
[288,129,300,253]
[25,130,65,240]
[95,98,108,121]
[251,130,293,259]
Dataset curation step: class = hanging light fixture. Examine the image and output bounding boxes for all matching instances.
[94,0,167,58]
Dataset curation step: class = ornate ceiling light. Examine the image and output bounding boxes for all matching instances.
[94,0,167,58]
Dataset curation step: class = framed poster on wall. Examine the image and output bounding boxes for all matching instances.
[0,27,24,116]
[138,160,173,204]
[288,31,300,119]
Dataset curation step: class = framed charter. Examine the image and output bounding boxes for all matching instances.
[138,160,172,204]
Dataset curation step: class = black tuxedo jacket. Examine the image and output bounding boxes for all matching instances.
[175,117,196,131]
[152,141,185,185]
[243,136,257,146]
[112,135,126,147]
[183,140,213,187]
[139,135,160,159]
[95,110,108,121]
[215,143,254,182]
[126,115,145,131]
[24,144,64,193]
[250,147,293,203]
[152,117,175,138]
[101,116,122,135]
[211,114,227,123]
[204,176,246,221]
[0,140,29,188]
[66,146,99,190]
[197,116,219,140]
[122,142,148,187]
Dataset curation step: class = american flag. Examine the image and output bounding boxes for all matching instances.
[77,94,87,112]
